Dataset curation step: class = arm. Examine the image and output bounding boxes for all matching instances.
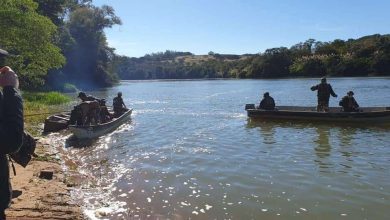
[329,85,337,97]
[121,98,127,109]
[310,85,318,91]
[259,99,265,109]
[0,86,24,154]
[271,98,275,109]
[353,97,359,107]
[0,67,23,154]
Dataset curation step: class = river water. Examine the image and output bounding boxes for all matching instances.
[58,78,390,219]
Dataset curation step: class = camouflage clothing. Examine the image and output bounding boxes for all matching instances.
[311,82,337,112]
[339,96,359,112]
[113,96,126,116]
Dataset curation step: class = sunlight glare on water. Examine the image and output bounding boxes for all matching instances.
[62,78,390,219]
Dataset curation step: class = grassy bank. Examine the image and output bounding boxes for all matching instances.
[23,92,74,136]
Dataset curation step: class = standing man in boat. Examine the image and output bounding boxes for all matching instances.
[311,77,337,112]
[0,49,24,220]
[339,91,360,112]
[113,92,127,117]
[259,92,275,110]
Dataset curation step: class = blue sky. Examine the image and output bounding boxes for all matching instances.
[93,0,390,57]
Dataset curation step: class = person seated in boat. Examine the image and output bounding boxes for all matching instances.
[113,92,127,117]
[78,92,99,102]
[311,77,337,112]
[258,92,275,110]
[99,99,112,123]
[339,91,360,112]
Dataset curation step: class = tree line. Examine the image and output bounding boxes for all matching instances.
[0,0,121,90]
[1,0,389,90]
[115,34,390,80]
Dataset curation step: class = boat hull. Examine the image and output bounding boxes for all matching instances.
[43,113,70,132]
[69,109,132,139]
[246,105,390,123]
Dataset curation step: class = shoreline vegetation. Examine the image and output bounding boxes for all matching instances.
[1,1,389,92]
[23,92,74,136]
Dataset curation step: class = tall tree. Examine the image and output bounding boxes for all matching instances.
[0,0,65,89]
[64,5,121,88]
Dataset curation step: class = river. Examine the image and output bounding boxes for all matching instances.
[56,78,390,219]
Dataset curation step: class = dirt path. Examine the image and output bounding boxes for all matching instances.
[5,139,83,220]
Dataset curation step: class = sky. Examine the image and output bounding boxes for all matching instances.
[93,0,390,57]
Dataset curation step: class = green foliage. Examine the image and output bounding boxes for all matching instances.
[113,34,390,80]
[23,91,73,135]
[22,91,71,105]
[0,0,65,89]
[62,5,121,89]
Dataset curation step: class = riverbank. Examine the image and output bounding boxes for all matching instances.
[5,92,82,219]
[6,138,83,220]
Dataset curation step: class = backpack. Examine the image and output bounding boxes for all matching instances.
[9,131,37,168]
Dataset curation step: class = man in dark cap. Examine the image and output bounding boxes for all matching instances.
[339,91,360,112]
[311,77,337,112]
[259,92,275,110]
[0,49,24,220]
[113,92,127,117]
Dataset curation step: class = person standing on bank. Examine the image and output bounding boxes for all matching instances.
[311,77,337,112]
[0,49,24,220]
[259,92,275,110]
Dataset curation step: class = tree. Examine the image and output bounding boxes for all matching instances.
[64,5,121,88]
[0,0,65,89]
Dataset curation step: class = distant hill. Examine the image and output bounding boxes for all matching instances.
[111,34,390,80]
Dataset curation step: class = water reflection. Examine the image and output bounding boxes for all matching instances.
[65,136,98,148]
[246,119,276,144]
[313,126,332,171]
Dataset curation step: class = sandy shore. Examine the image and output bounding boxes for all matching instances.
[5,138,83,220]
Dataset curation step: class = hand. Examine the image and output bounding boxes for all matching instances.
[0,66,19,89]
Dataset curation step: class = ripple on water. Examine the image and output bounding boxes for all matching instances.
[57,79,390,219]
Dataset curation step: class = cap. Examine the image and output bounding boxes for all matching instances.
[118,92,122,96]
[264,92,270,97]
[78,92,86,97]
[347,91,354,95]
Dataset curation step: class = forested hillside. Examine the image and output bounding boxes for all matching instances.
[114,35,390,80]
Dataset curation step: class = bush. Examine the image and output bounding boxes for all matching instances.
[22,92,71,105]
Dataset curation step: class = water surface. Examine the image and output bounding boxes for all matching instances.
[59,78,390,219]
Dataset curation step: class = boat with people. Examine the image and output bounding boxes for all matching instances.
[245,104,390,123]
[69,108,132,139]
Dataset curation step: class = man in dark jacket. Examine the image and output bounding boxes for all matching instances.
[113,92,127,117]
[339,91,360,112]
[0,57,24,219]
[259,92,275,110]
[311,77,337,112]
